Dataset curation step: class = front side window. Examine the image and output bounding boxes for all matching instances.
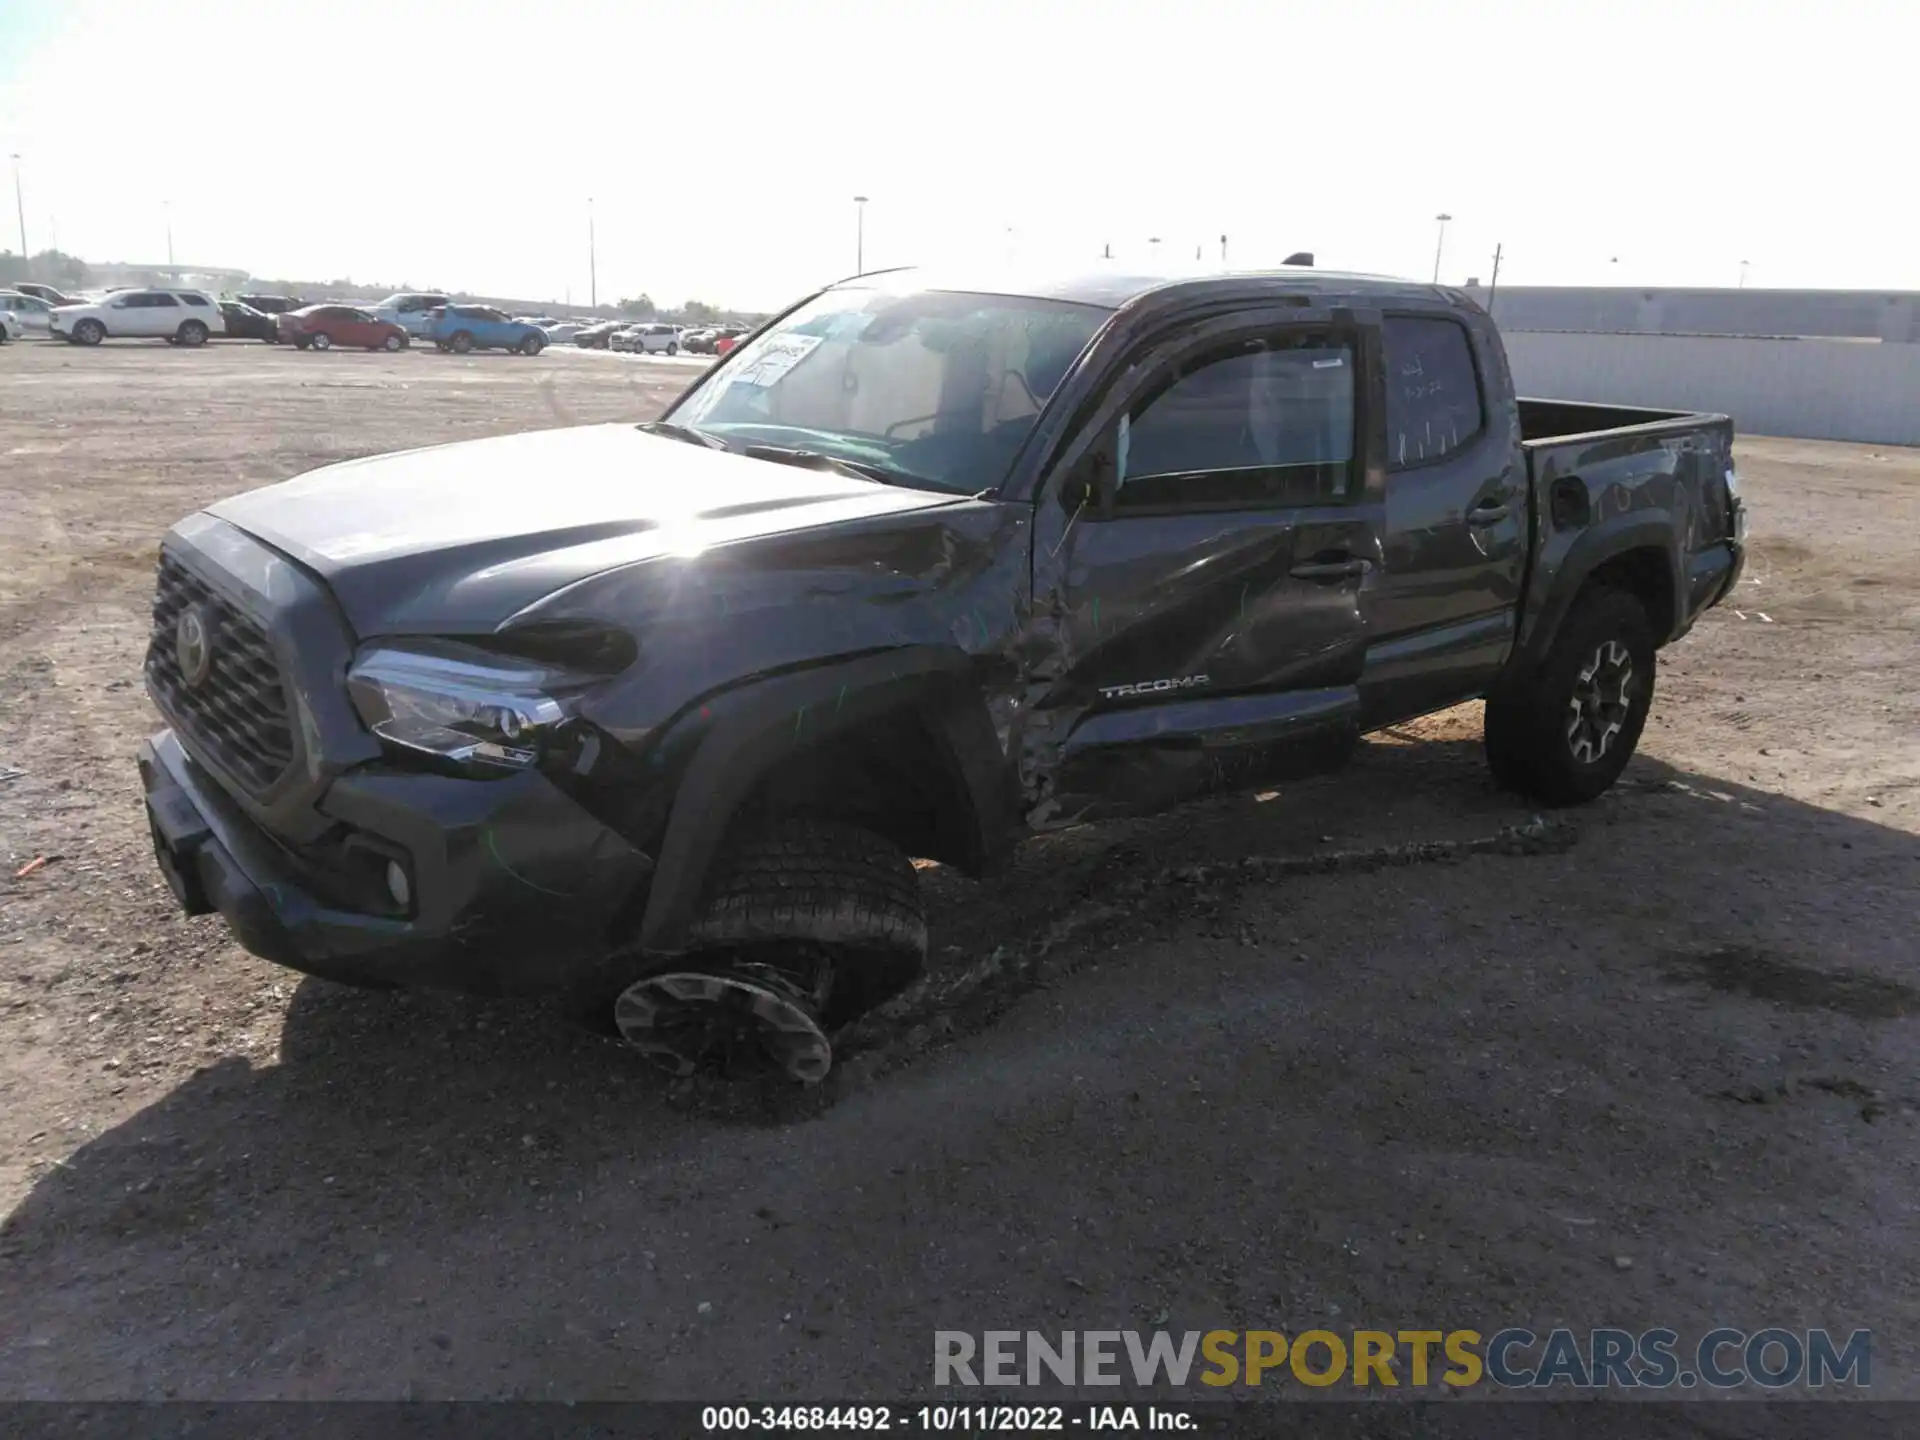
[669,286,1107,494]
[1382,317,1485,468]
[1117,334,1356,509]
[180,293,209,307]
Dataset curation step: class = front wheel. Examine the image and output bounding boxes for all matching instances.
[517,334,544,355]
[73,319,105,345]
[449,331,474,354]
[665,342,678,356]
[1484,587,1656,806]
[383,333,404,352]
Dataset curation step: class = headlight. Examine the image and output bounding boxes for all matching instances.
[347,640,597,773]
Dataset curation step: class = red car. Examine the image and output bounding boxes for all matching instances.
[278,304,409,352]
[714,330,746,356]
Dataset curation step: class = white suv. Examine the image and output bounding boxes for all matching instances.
[50,288,228,346]
[610,321,682,355]
[367,292,452,339]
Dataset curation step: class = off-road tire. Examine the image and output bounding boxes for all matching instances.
[687,817,926,1027]
[1483,586,1656,807]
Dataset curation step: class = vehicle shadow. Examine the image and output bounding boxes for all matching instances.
[2,716,1914,1397]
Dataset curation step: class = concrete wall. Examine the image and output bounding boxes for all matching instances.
[1461,285,1920,343]
[1502,331,1920,447]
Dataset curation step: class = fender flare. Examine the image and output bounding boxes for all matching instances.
[1516,517,1683,671]
[635,647,1014,957]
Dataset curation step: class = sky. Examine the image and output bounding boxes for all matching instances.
[1,0,1914,311]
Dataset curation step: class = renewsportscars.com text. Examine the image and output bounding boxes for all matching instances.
[934,1327,1871,1390]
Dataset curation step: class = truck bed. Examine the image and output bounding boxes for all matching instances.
[1512,397,1742,661]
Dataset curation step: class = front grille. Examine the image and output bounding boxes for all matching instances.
[146,553,296,794]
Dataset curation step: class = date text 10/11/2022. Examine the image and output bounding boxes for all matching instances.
[702,1406,1197,1432]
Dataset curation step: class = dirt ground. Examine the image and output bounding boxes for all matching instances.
[0,339,1915,1403]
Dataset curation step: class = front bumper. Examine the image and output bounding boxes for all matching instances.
[139,728,653,998]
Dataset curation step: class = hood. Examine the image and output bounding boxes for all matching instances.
[206,423,965,636]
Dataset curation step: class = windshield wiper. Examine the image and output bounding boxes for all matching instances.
[738,444,917,488]
[635,420,730,451]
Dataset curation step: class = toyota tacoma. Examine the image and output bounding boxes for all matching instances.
[138,263,1746,1082]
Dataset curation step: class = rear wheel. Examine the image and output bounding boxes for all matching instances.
[1484,587,1656,806]
[175,320,208,347]
[310,332,332,351]
[665,341,678,356]
[517,333,544,355]
[449,330,474,354]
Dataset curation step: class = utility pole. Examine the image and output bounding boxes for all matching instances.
[1220,233,1228,266]
[1431,212,1451,283]
[1486,242,1503,316]
[164,200,174,271]
[9,154,25,275]
[853,195,869,275]
[1739,259,1750,289]
[588,197,597,309]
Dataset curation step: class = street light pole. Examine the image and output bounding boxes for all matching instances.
[853,196,869,275]
[1431,212,1452,283]
[1739,259,1750,289]
[588,197,597,310]
[9,154,25,275]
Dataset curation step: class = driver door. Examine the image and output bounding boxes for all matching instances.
[1027,308,1386,827]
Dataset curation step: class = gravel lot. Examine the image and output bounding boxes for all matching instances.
[0,339,1915,1403]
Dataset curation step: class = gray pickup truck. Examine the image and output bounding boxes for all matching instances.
[138,264,1746,1082]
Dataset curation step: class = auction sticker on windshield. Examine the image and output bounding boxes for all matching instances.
[732,334,821,387]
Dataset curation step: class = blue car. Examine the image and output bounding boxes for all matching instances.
[427,305,548,355]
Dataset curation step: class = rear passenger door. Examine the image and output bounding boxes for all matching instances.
[1358,312,1527,726]
[1030,311,1386,825]
[141,292,182,336]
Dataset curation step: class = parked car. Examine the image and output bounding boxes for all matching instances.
[218,301,280,342]
[277,304,409,351]
[49,288,227,346]
[713,328,747,356]
[0,308,20,342]
[367,292,452,339]
[134,263,1745,1084]
[237,294,302,315]
[542,321,589,345]
[681,327,719,354]
[610,322,682,355]
[573,320,625,349]
[0,290,56,333]
[426,305,546,354]
[15,282,80,307]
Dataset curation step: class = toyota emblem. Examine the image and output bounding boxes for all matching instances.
[175,605,215,688]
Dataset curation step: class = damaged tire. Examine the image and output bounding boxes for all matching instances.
[613,819,926,1084]
[1484,586,1655,807]
[688,817,926,1024]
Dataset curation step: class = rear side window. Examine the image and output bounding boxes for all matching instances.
[1118,334,1356,510]
[1383,317,1484,468]
[180,293,208,307]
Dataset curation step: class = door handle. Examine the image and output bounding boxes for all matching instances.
[1289,556,1371,581]
[1466,498,1511,525]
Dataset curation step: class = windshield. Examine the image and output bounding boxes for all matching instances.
[667,287,1108,494]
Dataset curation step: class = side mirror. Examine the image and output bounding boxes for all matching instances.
[1059,440,1117,518]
